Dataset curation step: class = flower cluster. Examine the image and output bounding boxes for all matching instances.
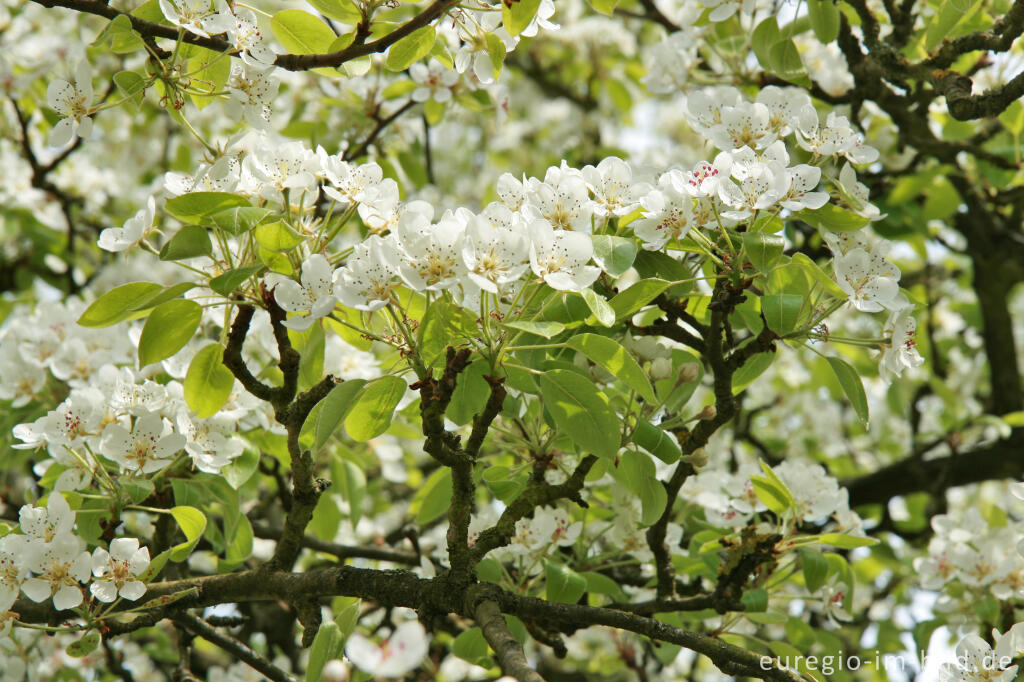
[1,493,149,613]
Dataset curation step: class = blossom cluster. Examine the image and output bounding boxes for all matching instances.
[1,493,149,615]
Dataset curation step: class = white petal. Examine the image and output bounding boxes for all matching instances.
[90,580,118,603]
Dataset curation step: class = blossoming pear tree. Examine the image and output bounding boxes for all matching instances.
[1,0,1023,679]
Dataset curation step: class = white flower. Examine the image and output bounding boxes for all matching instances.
[244,138,318,200]
[226,62,278,129]
[779,165,829,211]
[19,492,75,542]
[176,412,245,474]
[346,621,430,678]
[772,460,842,523]
[698,0,756,21]
[323,158,384,205]
[21,534,92,611]
[496,173,529,211]
[643,31,697,94]
[939,625,1024,682]
[838,163,885,220]
[879,306,924,382]
[410,59,458,103]
[717,160,790,219]
[675,155,732,198]
[393,213,466,292]
[634,174,695,250]
[796,108,879,164]
[268,254,337,330]
[46,62,94,147]
[158,0,233,37]
[101,411,186,474]
[333,235,401,311]
[833,247,902,312]
[357,179,434,235]
[227,8,276,65]
[525,166,593,232]
[581,157,648,217]
[460,215,530,293]
[756,86,813,136]
[98,196,156,252]
[528,219,599,291]
[0,537,28,612]
[90,538,150,603]
[706,101,777,151]
[684,85,743,135]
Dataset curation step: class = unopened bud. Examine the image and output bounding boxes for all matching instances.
[681,448,708,468]
[650,357,673,381]
[322,659,349,682]
[699,405,716,420]
[679,362,700,383]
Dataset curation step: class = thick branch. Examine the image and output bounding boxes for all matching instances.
[470,591,546,682]
[252,522,419,565]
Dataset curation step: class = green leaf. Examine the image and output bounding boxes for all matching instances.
[255,221,305,252]
[582,571,627,600]
[617,449,666,526]
[223,513,253,565]
[792,252,846,299]
[452,627,492,668]
[807,0,840,43]
[502,320,565,339]
[798,204,870,232]
[761,293,803,335]
[307,622,345,682]
[272,9,337,54]
[539,370,620,459]
[169,506,207,561]
[741,588,768,612]
[998,99,1024,135]
[750,475,791,516]
[751,17,781,70]
[312,380,367,451]
[817,533,880,549]
[545,561,587,604]
[165,192,250,225]
[447,361,490,426]
[609,279,672,319]
[184,343,234,418]
[567,333,655,402]
[306,0,362,23]
[741,232,784,273]
[384,25,436,71]
[209,265,266,297]
[768,39,807,83]
[731,347,775,393]
[630,418,681,464]
[78,282,163,328]
[345,376,406,441]
[121,478,155,504]
[825,356,869,425]
[799,548,829,593]
[223,449,260,489]
[159,224,212,261]
[66,631,101,656]
[591,235,638,277]
[94,14,144,52]
[188,46,230,109]
[337,459,366,529]
[129,282,197,312]
[138,299,202,367]
[581,288,615,327]
[113,70,146,108]
[485,32,506,80]
[210,206,275,236]
[413,468,453,525]
[502,0,542,36]
[589,0,620,15]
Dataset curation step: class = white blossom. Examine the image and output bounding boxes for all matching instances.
[98,196,156,252]
[268,254,337,330]
[46,62,93,147]
[345,620,430,678]
[90,538,150,603]
[527,219,599,291]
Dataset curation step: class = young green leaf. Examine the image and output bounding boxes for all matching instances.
[78,282,163,328]
[138,299,202,367]
[566,333,656,402]
[825,356,869,425]
[539,370,621,459]
[345,376,406,441]
[184,343,234,418]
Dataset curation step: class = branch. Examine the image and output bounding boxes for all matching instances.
[844,430,1024,507]
[30,0,458,72]
[173,613,298,682]
[251,522,419,565]
[343,100,416,162]
[470,590,546,682]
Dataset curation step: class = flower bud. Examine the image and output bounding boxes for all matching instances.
[681,448,708,468]
[699,404,716,420]
[322,659,349,682]
[650,357,673,381]
[678,362,700,383]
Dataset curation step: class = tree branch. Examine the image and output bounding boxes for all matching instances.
[173,613,298,682]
